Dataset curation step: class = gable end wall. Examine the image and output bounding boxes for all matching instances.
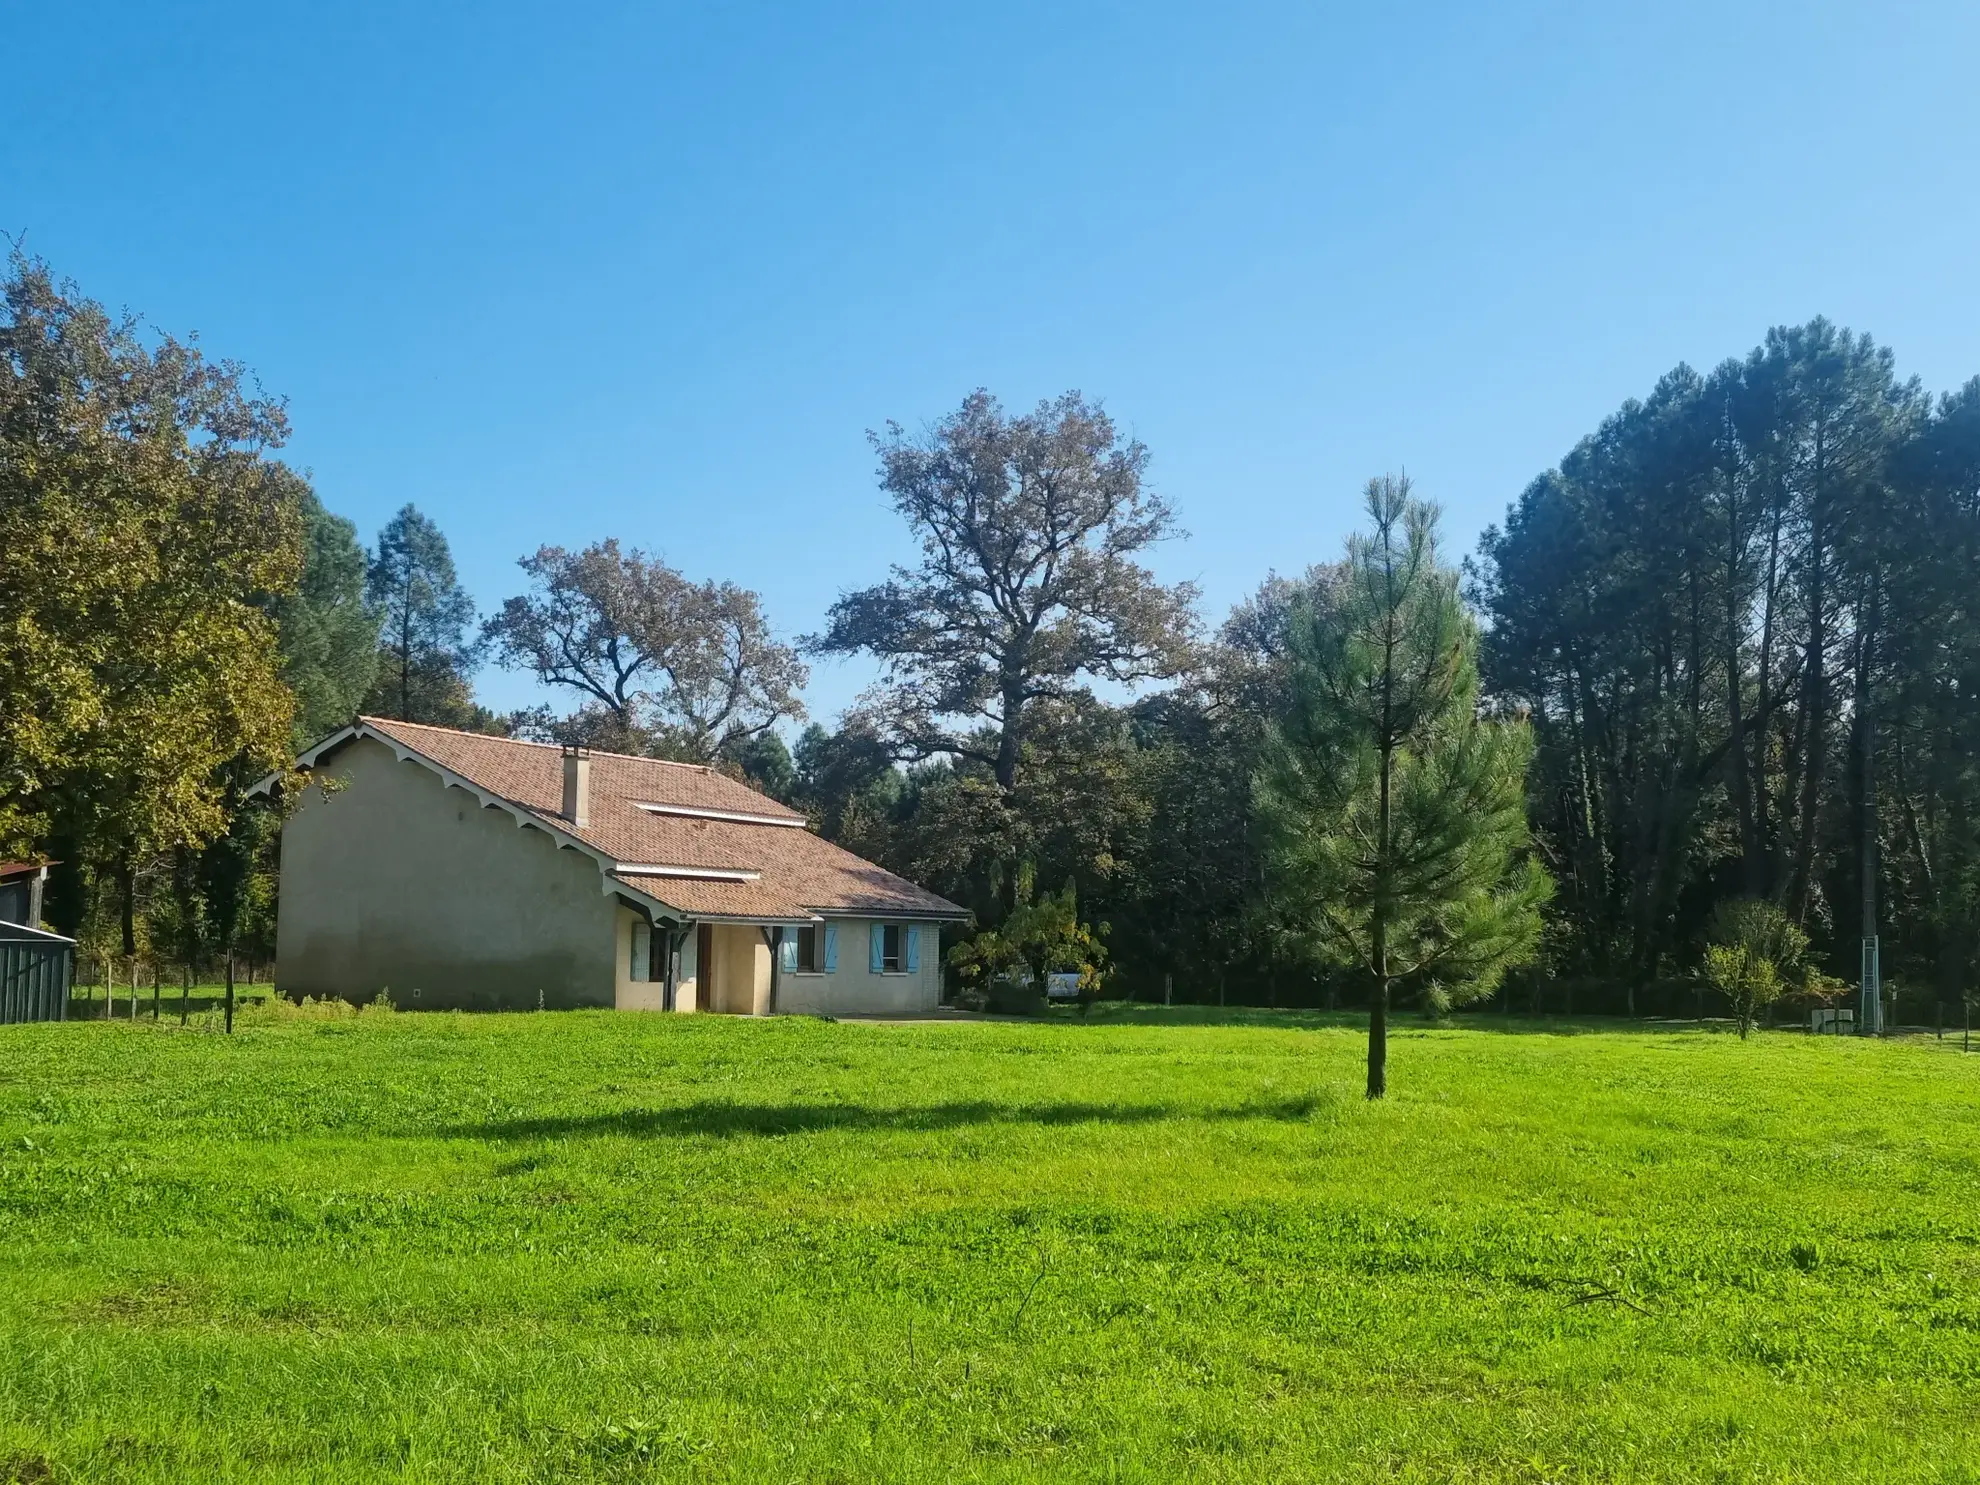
[274,735,616,1009]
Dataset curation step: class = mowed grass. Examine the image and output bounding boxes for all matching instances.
[0,1007,1976,1483]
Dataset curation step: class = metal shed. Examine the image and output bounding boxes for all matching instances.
[0,921,73,1024]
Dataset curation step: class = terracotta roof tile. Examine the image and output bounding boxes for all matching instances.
[349,717,967,923]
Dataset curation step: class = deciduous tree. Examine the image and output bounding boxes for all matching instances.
[812,390,1197,796]
[485,540,805,760]
[0,253,300,922]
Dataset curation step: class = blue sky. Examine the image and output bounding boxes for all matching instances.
[8,1,1978,724]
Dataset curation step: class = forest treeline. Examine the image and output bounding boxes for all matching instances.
[5,252,1977,1017]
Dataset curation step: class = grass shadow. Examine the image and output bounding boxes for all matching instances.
[447,1090,1337,1142]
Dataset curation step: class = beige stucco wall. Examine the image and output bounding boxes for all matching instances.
[775,918,944,1016]
[705,924,771,1015]
[675,927,701,1012]
[614,906,666,1011]
[275,735,619,1009]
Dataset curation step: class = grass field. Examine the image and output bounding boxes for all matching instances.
[0,1005,1976,1483]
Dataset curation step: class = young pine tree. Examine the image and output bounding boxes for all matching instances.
[1257,476,1550,1099]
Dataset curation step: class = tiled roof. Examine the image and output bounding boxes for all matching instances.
[351,717,967,923]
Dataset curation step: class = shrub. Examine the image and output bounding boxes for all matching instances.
[1700,901,1813,1040]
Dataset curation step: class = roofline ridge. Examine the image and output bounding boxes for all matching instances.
[362,714,708,769]
[356,716,806,816]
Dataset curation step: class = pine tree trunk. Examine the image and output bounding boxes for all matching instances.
[1857,577,1879,1029]
[1367,978,1388,1099]
[1369,726,1393,1100]
[1787,514,1830,920]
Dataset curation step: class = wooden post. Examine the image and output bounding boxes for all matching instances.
[1937,1001,1943,1040]
[152,963,160,1021]
[224,954,236,1035]
[130,957,138,1022]
[1164,973,1173,1007]
[180,963,190,1027]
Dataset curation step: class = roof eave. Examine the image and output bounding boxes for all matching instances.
[808,905,972,923]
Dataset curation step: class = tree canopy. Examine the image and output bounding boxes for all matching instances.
[484,539,806,761]
[274,478,380,748]
[812,390,1197,794]
[0,252,301,902]
[363,504,485,729]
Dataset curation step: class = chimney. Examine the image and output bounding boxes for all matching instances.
[561,746,591,828]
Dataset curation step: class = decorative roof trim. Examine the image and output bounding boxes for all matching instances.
[251,722,691,925]
[632,801,806,828]
[613,863,763,883]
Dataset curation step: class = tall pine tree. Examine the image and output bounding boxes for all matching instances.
[363,504,483,727]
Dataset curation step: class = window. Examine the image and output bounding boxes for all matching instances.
[629,919,652,982]
[796,924,823,973]
[882,923,902,973]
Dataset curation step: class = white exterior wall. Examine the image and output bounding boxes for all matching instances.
[775,918,944,1016]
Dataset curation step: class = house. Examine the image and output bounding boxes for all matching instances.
[0,862,49,929]
[262,717,968,1014]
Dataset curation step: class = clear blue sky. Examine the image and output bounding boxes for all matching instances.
[8,2,1978,723]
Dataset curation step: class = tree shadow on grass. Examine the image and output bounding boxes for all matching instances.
[1081,1005,1762,1038]
[446,1091,1337,1143]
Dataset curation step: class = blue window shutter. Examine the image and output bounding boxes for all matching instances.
[778,929,797,975]
[823,924,838,973]
[905,926,920,973]
[870,922,885,974]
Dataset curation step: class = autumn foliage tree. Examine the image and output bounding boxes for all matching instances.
[0,252,301,946]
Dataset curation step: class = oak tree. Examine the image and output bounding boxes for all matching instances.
[484,539,806,760]
[812,390,1197,796]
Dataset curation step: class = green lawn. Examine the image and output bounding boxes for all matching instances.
[0,1006,1975,1483]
